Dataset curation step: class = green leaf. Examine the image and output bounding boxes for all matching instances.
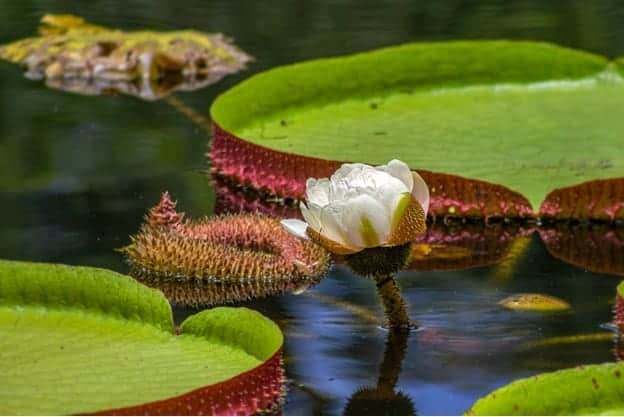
[211,41,623,211]
[0,259,283,415]
[466,361,624,415]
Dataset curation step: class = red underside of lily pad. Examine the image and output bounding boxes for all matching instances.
[616,296,624,331]
[210,124,536,219]
[540,178,624,221]
[88,350,284,416]
[211,174,302,219]
[211,124,624,221]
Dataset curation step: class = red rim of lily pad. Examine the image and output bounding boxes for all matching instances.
[209,41,624,221]
[616,282,624,331]
[89,350,284,415]
[210,124,535,219]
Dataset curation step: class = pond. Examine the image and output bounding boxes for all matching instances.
[1,1,624,415]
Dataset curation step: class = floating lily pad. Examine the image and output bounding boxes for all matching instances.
[467,362,624,415]
[210,41,624,220]
[0,14,252,100]
[499,293,571,312]
[0,259,283,415]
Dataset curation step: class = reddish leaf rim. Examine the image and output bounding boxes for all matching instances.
[211,123,624,221]
[540,178,624,221]
[209,123,535,220]
[87,349,284,416]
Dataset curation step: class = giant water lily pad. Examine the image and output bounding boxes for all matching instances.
[0,14,252,100]
[467,361,624,415]
[0,259,283,415]
[210,41,624,220]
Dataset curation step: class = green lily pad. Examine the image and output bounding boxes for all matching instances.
[211,41,624,214]
[0,259,283,415]
[467,361,624,415]
[498,293,571,312]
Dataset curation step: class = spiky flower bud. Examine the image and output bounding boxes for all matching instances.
[122,192,331,306]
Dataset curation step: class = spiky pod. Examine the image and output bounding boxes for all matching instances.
[123,192,330,305]
[540,225,624,277]
[210,124,534,220]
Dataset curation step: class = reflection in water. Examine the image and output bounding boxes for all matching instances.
[540,225,624,277]
[212,174,301,218]
[344,330,415,416]
[409,223,533,272]
[43,73,232,101]
[213,181,624,279]
[3,3,624,414]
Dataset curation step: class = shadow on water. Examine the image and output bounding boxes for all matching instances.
[2,1,624,415]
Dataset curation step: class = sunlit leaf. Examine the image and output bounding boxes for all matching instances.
[498,293,571,312]
[210,41,624,220]
[467,361,624,415]
[0,259,284,415]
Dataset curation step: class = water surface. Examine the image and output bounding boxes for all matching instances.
[1,1,623,415]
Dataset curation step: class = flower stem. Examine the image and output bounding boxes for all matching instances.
[375,273,415,330]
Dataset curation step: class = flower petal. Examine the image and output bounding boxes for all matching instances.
[306,226,359,255]
[411,171,430,217]
[280,219,310,240]
[377,159,413,192]
[318,203,354,249]
[300,201,322,231]
[305,178,330,207]
[341,194,391,248]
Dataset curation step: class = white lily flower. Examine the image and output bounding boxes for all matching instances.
[281,159,429,254]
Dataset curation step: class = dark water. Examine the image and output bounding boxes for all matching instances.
[1,1,623,415]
